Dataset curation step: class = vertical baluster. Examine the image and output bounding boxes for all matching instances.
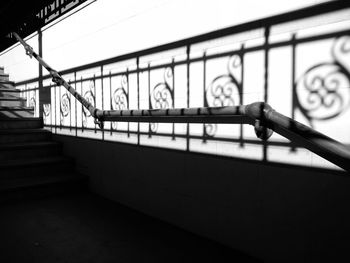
[81,76,83,132]
[74,72,77,137]
[94,74,97,133]
[239,45,244,147]
[109,70,112,136]
[54,81,57,134]
[59,82,61,130]
[171,58,175,140]
[202,51,207,142]
[290,33,297,152]
[127,68,130,138]
[147,63,151,137]
[186,45,190,151]
[263,26,270,162]
[101,65,104,140]
[137,57,140,145]
[69,79,72,131]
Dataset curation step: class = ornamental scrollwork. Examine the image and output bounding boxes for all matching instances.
[296,36,350,126]
[60,93,70,125]
[82,81,95,128]
[43,103,50,124]
[29,92,36,111]
[111,75,128,130]
[150,67,174,132]
[204,54,242,137]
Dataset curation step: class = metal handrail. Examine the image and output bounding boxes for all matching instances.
[12,32,350,172]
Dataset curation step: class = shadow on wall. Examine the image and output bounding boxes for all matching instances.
[53,132,350,263]
[16,2,350,172]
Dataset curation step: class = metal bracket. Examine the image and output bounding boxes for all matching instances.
[94,118,104,129]
[254,119,273,140]
[50,70,64,86]
[24,44,34,58]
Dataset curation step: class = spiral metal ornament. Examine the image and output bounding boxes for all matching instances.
[111,75,128,130]
[150,67,174,132]
[43,103,51,124]
[60,93,70,124]
[204,123,217,137]
[29,95,36,110]
[43,103,50,117]
[82,81,95,128]
[151,67,173,109]
[296,36,350,125]
[204,54,242,137]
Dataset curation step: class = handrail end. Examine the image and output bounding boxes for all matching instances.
[244,102,274,120]
[244,102,275,140]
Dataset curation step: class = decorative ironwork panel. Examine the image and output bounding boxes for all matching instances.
[204,54,243,137]
[60,93,70,125]
[43,103,51,125]
[295,36,350,126]
[150,67,174,133]
[111,75,128,130]
[15,3,350,170]
[82,81,95,128]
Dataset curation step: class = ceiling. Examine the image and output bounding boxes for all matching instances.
[0,0,87,52]
[0,0,53,32]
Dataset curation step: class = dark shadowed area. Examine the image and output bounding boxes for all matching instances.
[0,192,261,263]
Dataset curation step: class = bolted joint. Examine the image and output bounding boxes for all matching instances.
[50,70,64,86]
[254,119,273,140]
[52,76,64,86]
[94,118,104,129]
[24,44,34,58]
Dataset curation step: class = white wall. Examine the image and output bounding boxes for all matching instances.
[0,0,330,81]
[2,0,349,171]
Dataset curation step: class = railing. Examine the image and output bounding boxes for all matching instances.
[12,16,350,173]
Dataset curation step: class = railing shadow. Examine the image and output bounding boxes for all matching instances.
[14,1,350,172]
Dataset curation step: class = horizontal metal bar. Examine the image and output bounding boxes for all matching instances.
[101,115,253,124]
[15,27,350,87]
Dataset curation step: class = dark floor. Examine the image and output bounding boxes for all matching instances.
[0,192,261,263]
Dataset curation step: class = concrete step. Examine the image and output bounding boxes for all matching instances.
[0,117,43,129]
[0,172,87,203]
[0,106,34,118]
[0,73,9,81]
[0,88,21,97]
[0,141,62,161]
[0,81,15,89]
[0,128,52,144]
[0,96,26,107]
[0,156,75,179]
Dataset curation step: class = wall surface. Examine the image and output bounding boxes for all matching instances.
[0,0,329,81]
[54,134,350,263]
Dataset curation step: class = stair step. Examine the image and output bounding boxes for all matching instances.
[0,128,52,144]
[0,68,84,200]
[0,156,75,179]
[0,88,21,97]
[0,81,15,89]
[0,117,43,129]
[0,106,34,118]
[0,67,85,202]
[0,172,87,203]
[0,73,9,81]
[0,141,62,161]
[0,96,26,107]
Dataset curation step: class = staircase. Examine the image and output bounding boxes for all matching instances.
[0,66,86,202]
